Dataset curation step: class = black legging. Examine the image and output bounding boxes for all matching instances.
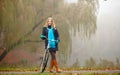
[50,51,56,60]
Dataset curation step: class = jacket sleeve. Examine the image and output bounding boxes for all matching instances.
[55,29,60,42]
[40,27,46,40]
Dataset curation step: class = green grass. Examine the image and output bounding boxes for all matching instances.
[0,67,39,71]
[0,67,119,75]
[0,73,119,75]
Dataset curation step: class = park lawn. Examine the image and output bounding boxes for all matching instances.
[0,67,39,72]
[0,67,119,75]
[0,73,119,75]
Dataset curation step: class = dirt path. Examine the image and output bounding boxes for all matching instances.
[0,70,120,74]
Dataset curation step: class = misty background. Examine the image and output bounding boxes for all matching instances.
[0,0,120,68]
[68,0,120,67]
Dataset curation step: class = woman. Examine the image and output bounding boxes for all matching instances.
[40,17,61,73]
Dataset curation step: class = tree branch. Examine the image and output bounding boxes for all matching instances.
[0,17,47,61]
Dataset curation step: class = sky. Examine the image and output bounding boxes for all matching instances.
[65,0,78,4]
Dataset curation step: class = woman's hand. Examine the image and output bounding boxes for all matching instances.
[40,35,46,39]
[56,40,60,44]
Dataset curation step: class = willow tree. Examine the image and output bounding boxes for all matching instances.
[63,0,99,38]
[54,0,99,66]
[0,0,99,67]
[0,0,46,61]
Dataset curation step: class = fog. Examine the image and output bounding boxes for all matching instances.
[0,0,120,68]
[68,0,120,66]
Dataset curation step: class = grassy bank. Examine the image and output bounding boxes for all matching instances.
[0,72,119,75]
[0,67,120,71]
[0,67,120,75]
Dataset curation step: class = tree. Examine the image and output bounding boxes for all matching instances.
[98,58,115,68]
[116,57,120,68]
[72,58,80,68]
[85,57,96,68]
[0,0,99,67]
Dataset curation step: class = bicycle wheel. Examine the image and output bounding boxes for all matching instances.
[40,50,49,73]
[40,57,43,72]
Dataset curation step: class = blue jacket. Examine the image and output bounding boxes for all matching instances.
[40,27,60,50]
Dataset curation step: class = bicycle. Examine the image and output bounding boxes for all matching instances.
[40,37,57,73]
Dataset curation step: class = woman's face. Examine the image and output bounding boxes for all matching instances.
[48,19,53,26]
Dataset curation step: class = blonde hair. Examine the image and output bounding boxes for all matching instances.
[44,17,56,29]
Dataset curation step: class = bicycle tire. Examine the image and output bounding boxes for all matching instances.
[40,57,43,72]
[40,50,49,73]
